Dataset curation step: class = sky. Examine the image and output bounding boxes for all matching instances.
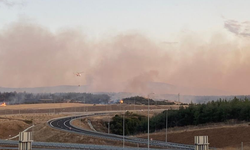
[1,0,250,40]
[0,0,250,95]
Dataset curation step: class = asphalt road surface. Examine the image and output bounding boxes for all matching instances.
[48,113,194,150]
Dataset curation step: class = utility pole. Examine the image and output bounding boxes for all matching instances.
[32,120,34,141]
[148,93,154,150]
[178,93,180,102]
[166,109,168,142]
[60,103,62,114]
[123,109,125,148]
[54,98,56,114]
[108,119,110,134]
[83,94,85,112]
[148,96,150,150]
[134,97,135,111]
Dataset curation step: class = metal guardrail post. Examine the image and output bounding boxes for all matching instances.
[194,136,209,150]
[19,132,33,150]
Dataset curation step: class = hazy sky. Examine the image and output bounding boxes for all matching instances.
[1,0,250,40]
[0,0,250,95]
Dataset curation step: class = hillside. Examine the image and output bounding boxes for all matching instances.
[137,123,250,149]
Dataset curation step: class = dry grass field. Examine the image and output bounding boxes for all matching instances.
[0,103,100,110]
[0,119,29,139]
[0,103,180,110]
[71,117,92,131]
[0,103,179,116]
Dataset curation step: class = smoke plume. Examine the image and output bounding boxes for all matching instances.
[0,20,250,95]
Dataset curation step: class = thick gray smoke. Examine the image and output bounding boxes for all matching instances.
[1,20,250,95]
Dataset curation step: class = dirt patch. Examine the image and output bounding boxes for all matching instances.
[0,118,30,139]
[137,124,250,149]
[2,113,67,124]
[217,146,250,150]
[89,118,108,133]
[71,114,113,133]
[71,118,92,131]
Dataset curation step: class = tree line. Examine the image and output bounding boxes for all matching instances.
[0,92,110,104]
[109,111,147,135]
[110,97,250,135]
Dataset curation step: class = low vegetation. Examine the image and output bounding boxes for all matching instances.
[110,112,147,135]
[122,96,175,105]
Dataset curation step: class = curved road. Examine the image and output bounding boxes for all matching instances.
[48,113,194,150]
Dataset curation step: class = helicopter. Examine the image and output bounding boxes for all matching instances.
[74,72,84,77]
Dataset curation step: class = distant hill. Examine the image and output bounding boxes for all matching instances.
[1,83,248,103]
[120,96,176,105]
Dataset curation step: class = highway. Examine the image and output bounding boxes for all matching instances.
[48,113,195,150]
[0,139,165,150]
